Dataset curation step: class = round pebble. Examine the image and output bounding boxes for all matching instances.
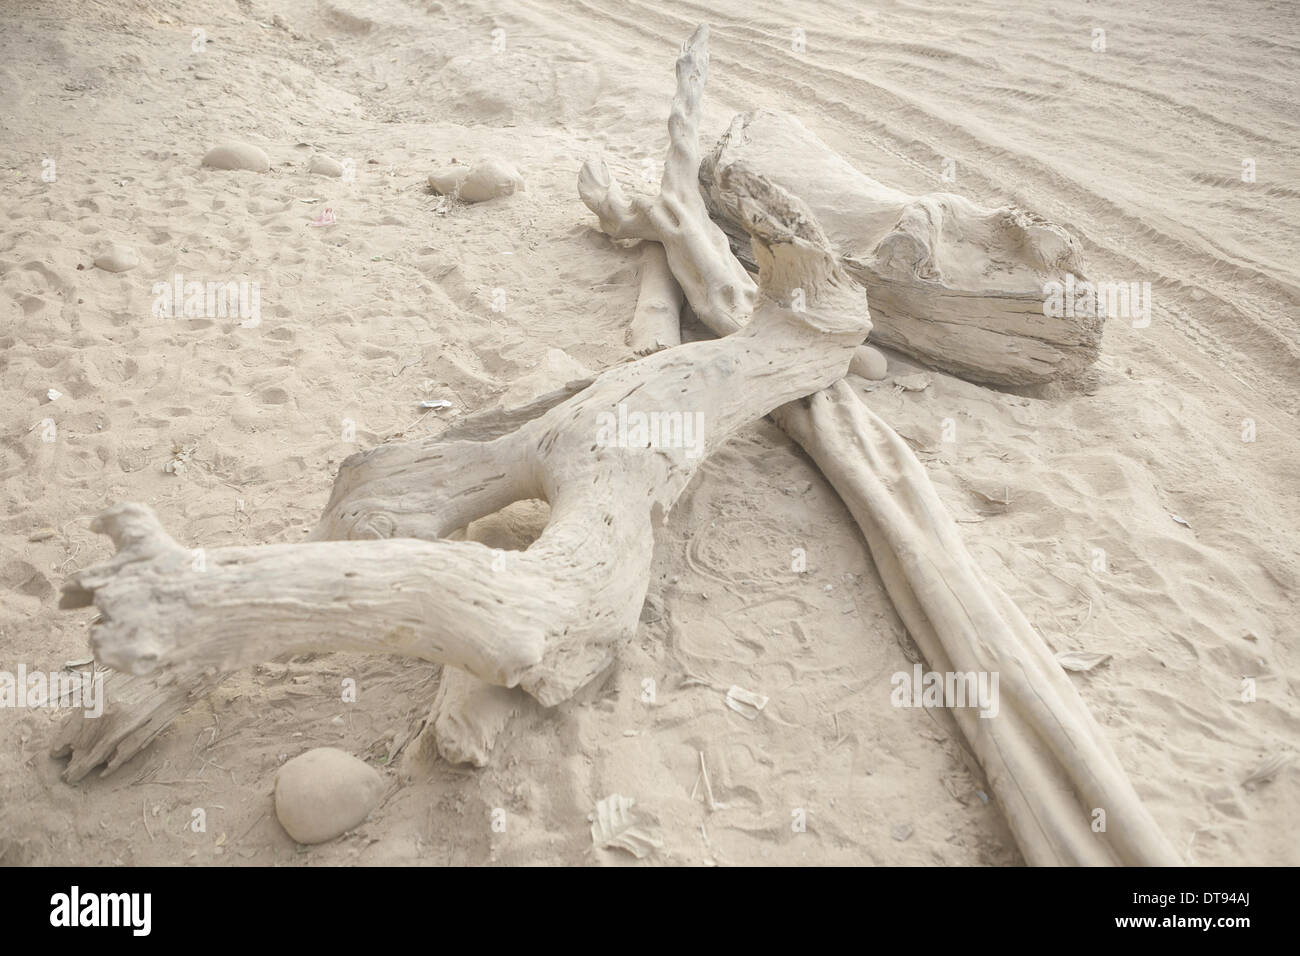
[308,154,344,178]
[849,345,888,380]
[201,142,271,173]
[428,157,524,203]
[273,747,384,844]
[458,157,525,202]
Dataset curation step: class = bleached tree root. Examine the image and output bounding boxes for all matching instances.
[579,26,884,382]
[771,383,1180,865]
[54,162,871,780]
[50,667,229,783]
[579,26,755,334]
[627,243,683,356]
[631,270,1178,863]
[700,109,1105,387]
[408,666,524,769]
[577,25,1174,865]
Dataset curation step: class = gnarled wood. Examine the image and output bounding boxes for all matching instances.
[574,29,1173,866]
[54,22,1178,871]
[578,27,885,381]
[771,384,1180,865]
[54,162,870,780]
[700,109,1105,387]
[628,242,683,356]
[579,26,756,335]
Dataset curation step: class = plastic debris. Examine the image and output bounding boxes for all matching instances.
[697,750,724,811]
[724,684,769,720]
[1055,651,1112,672]
[589,794,662,858]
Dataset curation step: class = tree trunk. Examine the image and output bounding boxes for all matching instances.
[52,32,871,780]
[578,27,1177,865]
[700,109,1106,387]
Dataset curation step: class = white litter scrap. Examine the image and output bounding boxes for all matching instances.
[724,684,769,719]
[163,442,196,476]
[1055,650,1112,673]
[697,750,725,812]
[418,399,452,410]
[589,794,662,859]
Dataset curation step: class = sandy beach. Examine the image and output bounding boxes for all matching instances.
[1,0,1297,866]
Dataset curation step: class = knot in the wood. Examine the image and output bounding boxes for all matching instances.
[89,502,185,562]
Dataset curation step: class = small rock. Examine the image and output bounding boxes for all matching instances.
[427,165,467,195]
[308,154,344,177]
[93,243,138,273]
[273,747,384,844]
[428,156,524,203]
[460,158,524,202]
[202,142,271,173]
[849,346,888,380]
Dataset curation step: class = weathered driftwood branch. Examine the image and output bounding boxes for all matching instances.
[54,161,870,780]
[610,277,1176,862]
[579,27,886,381]
[770,386,1180,865]
[700,109,1105,387]
[56,21,1177,870]
[627,245,1177,863]
[577,28,1175,865]
[627,242,683,356]
[579,27,755,334]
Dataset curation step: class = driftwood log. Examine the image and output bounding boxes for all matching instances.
[700,109,1105,387]
[53,22,1177,867]
[579,46,889,381]
[769,385,1180,865]
[50,28,871,782]
[578,28,1176,864]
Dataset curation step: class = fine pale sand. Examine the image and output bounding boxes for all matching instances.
[1,0,1297,865]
